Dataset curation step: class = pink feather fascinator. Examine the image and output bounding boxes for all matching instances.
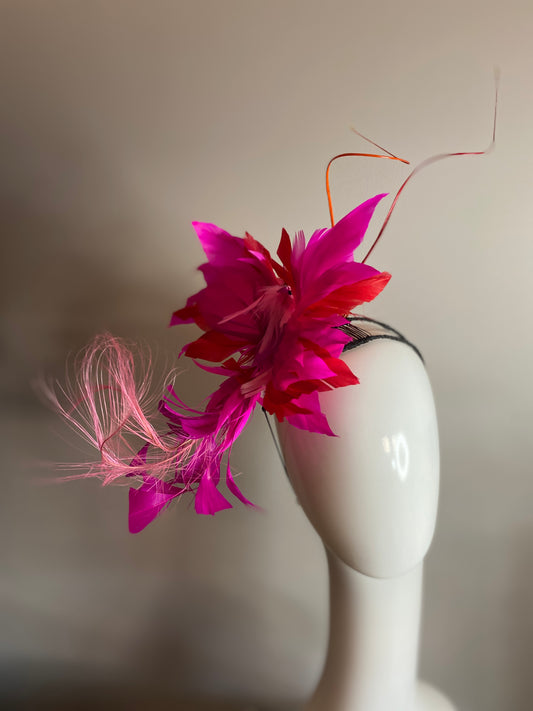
[49,194,390,532]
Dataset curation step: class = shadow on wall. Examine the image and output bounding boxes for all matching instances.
[507,528,533,710]
[0,660,299,710]
[0,133,320,707]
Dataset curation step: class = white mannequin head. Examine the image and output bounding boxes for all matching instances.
[277,335,440,579]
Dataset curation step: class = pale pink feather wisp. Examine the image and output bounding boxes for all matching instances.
[45,334,189,483]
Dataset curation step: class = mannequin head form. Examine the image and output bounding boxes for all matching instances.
[277,335,440,579]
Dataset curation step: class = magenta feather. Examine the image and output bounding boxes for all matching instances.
[50,195,391,530]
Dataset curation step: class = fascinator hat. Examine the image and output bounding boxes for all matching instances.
[49,91,497,532]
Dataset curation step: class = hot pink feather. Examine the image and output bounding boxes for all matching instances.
[51,195,391,531]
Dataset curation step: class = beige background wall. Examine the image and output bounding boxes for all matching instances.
[2,1,532,709]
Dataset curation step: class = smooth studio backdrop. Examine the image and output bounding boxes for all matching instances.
[1,2,532,709]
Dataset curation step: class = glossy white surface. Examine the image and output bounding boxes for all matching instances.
[307,552,423,711]
[277,339,440,579]
[277,338,453,711]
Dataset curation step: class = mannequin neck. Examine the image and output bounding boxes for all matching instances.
[309,548,423,711]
